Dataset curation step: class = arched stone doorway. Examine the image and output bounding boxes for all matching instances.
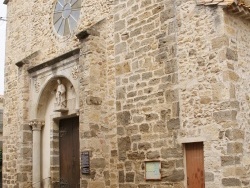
[30,76,79,187]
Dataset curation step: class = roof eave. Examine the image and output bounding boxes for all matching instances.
[3,0,9,5]
[196,0,236,6]
[225,2,250,19]
[196,0,250,20]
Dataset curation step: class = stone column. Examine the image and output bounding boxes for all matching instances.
[29,120,44,188]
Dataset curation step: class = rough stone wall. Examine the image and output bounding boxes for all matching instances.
[176,1,250,187]
[176,3,227,187]
[16,63,32,188]
[114,0,185,187]
[0,95,3,138]
[220,12,250,187]
[3,1,22,184]
[3,0,114,187]
[4,0,250,188]
[78,18,117,187]
[175,1,244,187]
[6,0,113,66]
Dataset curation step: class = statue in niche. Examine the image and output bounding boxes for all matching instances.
[55,79,67,109]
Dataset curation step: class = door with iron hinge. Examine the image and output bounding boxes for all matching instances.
[185,142,205,188]
[59,117,80,188]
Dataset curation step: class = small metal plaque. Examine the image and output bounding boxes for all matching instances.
[145,161,161,180]
[81,151,90,174]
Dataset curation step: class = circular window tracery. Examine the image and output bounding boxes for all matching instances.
[53,0,81,36]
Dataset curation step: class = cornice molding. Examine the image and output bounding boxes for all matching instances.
[76,18,105,40]
[3,0,9,5]
[15,51,40,68]
[196,0,250,20]
[196,0,235,6]
[27,48,80,74]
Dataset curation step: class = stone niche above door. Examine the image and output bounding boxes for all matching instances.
[28,50,80,120]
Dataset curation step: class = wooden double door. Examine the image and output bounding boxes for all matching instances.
[185,142,205,188]
[59,117,80,188]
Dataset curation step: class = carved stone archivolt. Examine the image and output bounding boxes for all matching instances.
[71,65,79,80]
[29,120,45,131]
[34,80,40,93]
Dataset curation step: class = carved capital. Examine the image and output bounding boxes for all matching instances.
[29,120,45,131]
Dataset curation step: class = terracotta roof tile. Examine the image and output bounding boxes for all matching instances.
[196,0,250,19]
[225,2,250,19]
[196,0,235,6]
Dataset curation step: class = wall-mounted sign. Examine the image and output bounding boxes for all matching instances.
[145,161,161,180]
[81,151,90,174]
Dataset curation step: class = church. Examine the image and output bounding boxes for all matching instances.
[3,0,250,187]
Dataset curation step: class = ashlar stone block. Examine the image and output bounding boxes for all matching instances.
[146,150,160,159]
[119,171,124,183]
[91,158,106,169]
[118,136,131,160]
[165,89,179,103]
[167,118,180,130]
[221,156,238,166]
[225,129,244,140]
[139,123,149,132]
[115,42,127,55]
[126,172,135,182]
[127,152,145,160]
[138,142,151,150]
[160,7,175,23]
[115,20,125,32]
[227,142,243,154]
[226,48,238,61]
[117,111,131,126]
[115,62,131,76]
[222,178,241,186]
[86,96,102,105]
[161,147,182,158]
[211,35,229,49]
[213,110,237,123]
[89,181,106,188]
[162,169,184,182]
[205,172,214,182]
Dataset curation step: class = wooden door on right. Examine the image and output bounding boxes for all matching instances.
[59,117,80,188]
[185,142,205,188]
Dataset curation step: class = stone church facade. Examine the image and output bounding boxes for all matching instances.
[3,0,250,187]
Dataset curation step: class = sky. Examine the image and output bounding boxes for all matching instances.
[0,1,6,95]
